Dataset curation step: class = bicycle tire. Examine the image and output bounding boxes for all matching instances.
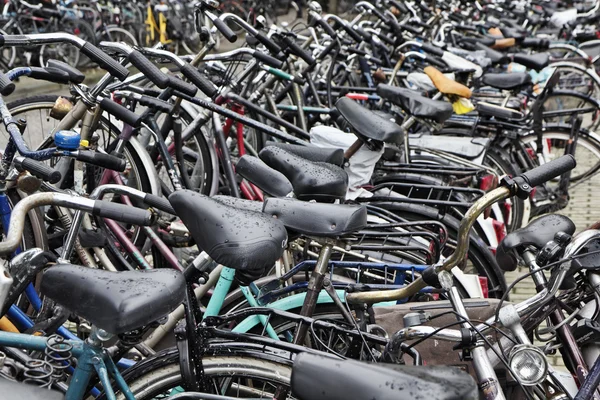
[111,347,293,400]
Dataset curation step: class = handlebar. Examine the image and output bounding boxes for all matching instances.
[346,155,577,304]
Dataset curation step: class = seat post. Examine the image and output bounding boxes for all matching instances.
[292,242,334,345]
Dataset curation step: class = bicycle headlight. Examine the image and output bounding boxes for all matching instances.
[508,345,548,386]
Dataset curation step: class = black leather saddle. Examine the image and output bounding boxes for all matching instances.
[513,52,550,71]
[291,353,478,400]
[41,265,186,334]
[263,198,368,237]
[335,97,404,146]
[376,85,454,124]
[264,141,344,166]
[169,191,287,270]
[496,214,576,271]
[213,194,263,212]
[481,72,532,90]
[236,155,294,198]
[474,43,510,65]
[259,146,348,202]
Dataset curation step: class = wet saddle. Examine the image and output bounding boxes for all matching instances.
[513,52,550,71]
[264,141,344,166]
[376,84,454,124]
[263,197,368,237]
[169,191,287,270]
[41,265,186,334]
[259,146,348,202]
[496,214,575,271]
[481,72,532,90]
[335,97,404,146]
[292,353,478,400]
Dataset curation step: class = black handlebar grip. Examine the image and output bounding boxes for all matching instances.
[99,98,142,128]
[421,43,444,57]
[424,54,447,69]
[29,67,71,84]
[354,25,372,42]
[169,76,198,97]
[401,24,421,35]
[375,32,395,46]
[318,40,338,60]
[135,95,174,113]
[0,35,5,47]
[253,51,285,69]
[128,50,170,89]
[92,200,153,226]
[16,157,61,183]
[519,155,576,188]
[0,72,15,96]
[341,23,363,43]
[213,17,237,42]
[317,18,337,38]
[144,193,176,214]
[179,63,217,97]
[279,35,315,65]
[76,150,126,172]
[81,42,129,81]
[253,31,283,56]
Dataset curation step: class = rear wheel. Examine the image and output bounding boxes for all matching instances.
[114,349,294,399]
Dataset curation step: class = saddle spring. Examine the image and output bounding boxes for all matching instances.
[22,359,54,388]
[44,334,73,381]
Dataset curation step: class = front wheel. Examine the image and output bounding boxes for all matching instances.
[114,348,294,399]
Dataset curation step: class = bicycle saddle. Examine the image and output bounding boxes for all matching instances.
[291,353,478,400]
[481,72,531,90]
[41,265,185,334]
[236,155,294,198]
[335,97,405,146]
[496,214,576,271]
[259,146,348,202]
[169,191,287,270]
[474,43,510,65]
[513,52,550,71]
[263,197,368,237]
[0,378,64,400]
[376,85,454,124]
[424,66,472,98]
[264,141,345,166]
[213,195,263,212]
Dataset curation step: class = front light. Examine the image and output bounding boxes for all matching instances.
[509,345,548,386]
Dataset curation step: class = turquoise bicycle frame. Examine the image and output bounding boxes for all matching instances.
[0,330,134,400]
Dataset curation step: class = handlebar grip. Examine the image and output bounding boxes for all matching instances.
[29,67,71,84]
[421,43,444,57]
[213,17,237,42]
[99,98,142,128]
[375,31,395,45]
[317,18,337,39]
[135,94,174,113]
[253,50,285,69]
[144,193,176,214]
[168,76,198,97]
[0,72,15,96]
[0,35,4,47]
[278,35,315,65]
[128,50,170,89]
[354,25,372,42]
[179,63,217,97]
[424,54,447,69]
[81,42,129,81]
[401,24,421,35]
[75,150,126,172]
[15,157,61,183]
[341,23,363,43]
[318,40,338,60]
[253,31,283,56]
[92,200,153,226]
[518,155,576,188]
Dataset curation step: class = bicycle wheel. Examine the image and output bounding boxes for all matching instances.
[104,25,138,46]
[520,124,600,184]
[113,348,294,399]
[542,90,600,131]
[5,95,158,270]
